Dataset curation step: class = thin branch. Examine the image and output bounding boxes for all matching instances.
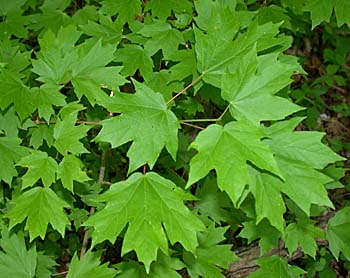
[217,105,230,122]
[180,122,205,130]
[166,74,203,105]
[181,118,217,123]
[34,119,102,126]
[80,150,108,259]
[51,271,68,277]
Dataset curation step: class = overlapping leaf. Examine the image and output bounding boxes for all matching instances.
[221,48,303,125]
[95,81,179,173]
[145,0,193,20]
[7,187,70,240]
[85,172,204,272]
[187,119,282,205]
[100,0,142,24]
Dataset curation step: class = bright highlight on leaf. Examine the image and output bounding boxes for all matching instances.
[85,172,204,272]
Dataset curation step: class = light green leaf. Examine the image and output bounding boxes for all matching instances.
[67,251,117,278]
[145,0,193,19]
[100,0,141,24]
[85,172,204,272]
[115,44,154,81]
[17,150,58,189]
[0,229,37,278]
[0,136,29,184]
[249,255,305,278]
[187,120,281,205]
[35,252,57,278]
[221,49,303,125]
[54,112,91,155]
[29,124,54,149]
[285,219,324,258]
[57,154,91,192]
[0,106,21,138]
[326,207,350,261]
[95,81,179,173]
[0,0,28,39]
[138,20,185,57]
[31,84,66,122]
[7,187,70,240]
[184,225,238,278]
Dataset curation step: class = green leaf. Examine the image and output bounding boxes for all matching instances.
[248,255,305,278]
[285,219,324,258]
[0,136,29,184]
[95,81,179,173]
[71,40,125,105]
[326,207,350,261]
[7,187,70,240]
[17,150,58,189]
[221,49,303,125]
[29,124,54,149]
[167,49,199,83]
[31,84,66,122]
[0,69,35,120]
[57,154,91,192]
[67,251,117,278]
[187,120,281,205]
[100,0,141,24]
[145,0,193,20]
[35,252,57,278]
[85,172,204,272]
[0,229,37,278]
[239,220,281,255]
[184,225,238,278]
[115,44,154,81]
[138,20,185,57]
[117,252,184,278]
[54,112,91,155]
[0,107,21,138]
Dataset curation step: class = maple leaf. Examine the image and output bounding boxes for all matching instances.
[66,251,117,278]
[7,186,70,240]
[84,172,204,272]
[115,44,154,81]
[326,207,350,261]
[221,48,303,125]
[117,253,184,278]
[195,19,292,87]
[100,0,141,24]
[166,49,199,83]
[31,84,66,122]
[0,38,31,73]
[138,20,185,57]
[95,81,179,173]
[187,119,282,205]
[0,136,29,184]
[285,219,324,258]
[57,154,91,192]
[249,255,305,278]
[29,124,54,149]
[0,107,21,138]
[17,150,58,190]
[145,0,193,20]
[53,112,91,155]
[0,69,35,120]
[36,252,57,278]
[0,229,37,278]
[184,225,238,278]
[71,39,126,105]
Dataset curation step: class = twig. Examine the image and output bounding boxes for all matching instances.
[181,118,217,123]
[34,119,102,125]
[51,271,68,277]
[180,122,205,130]
[166,74,203,105]
[80,150,108,259]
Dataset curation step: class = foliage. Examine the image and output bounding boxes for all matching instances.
[0,0,349,277]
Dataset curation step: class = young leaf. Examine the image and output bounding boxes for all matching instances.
[0,229,37,278]
[57,154,91,192]
[184,225,238,278]
[138,20,185,57]
[85,172,204,272]
[7,187,70,240]
[221,49,303,125]
[95,81,179,173]
[0,136,29,184]
[187,120,282,205]
[17,150,58,189]
[248,255,305,277]
[326,207,350,261]
[66,251,117,278]
[285,219,324,258]
[53,112,91,155]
